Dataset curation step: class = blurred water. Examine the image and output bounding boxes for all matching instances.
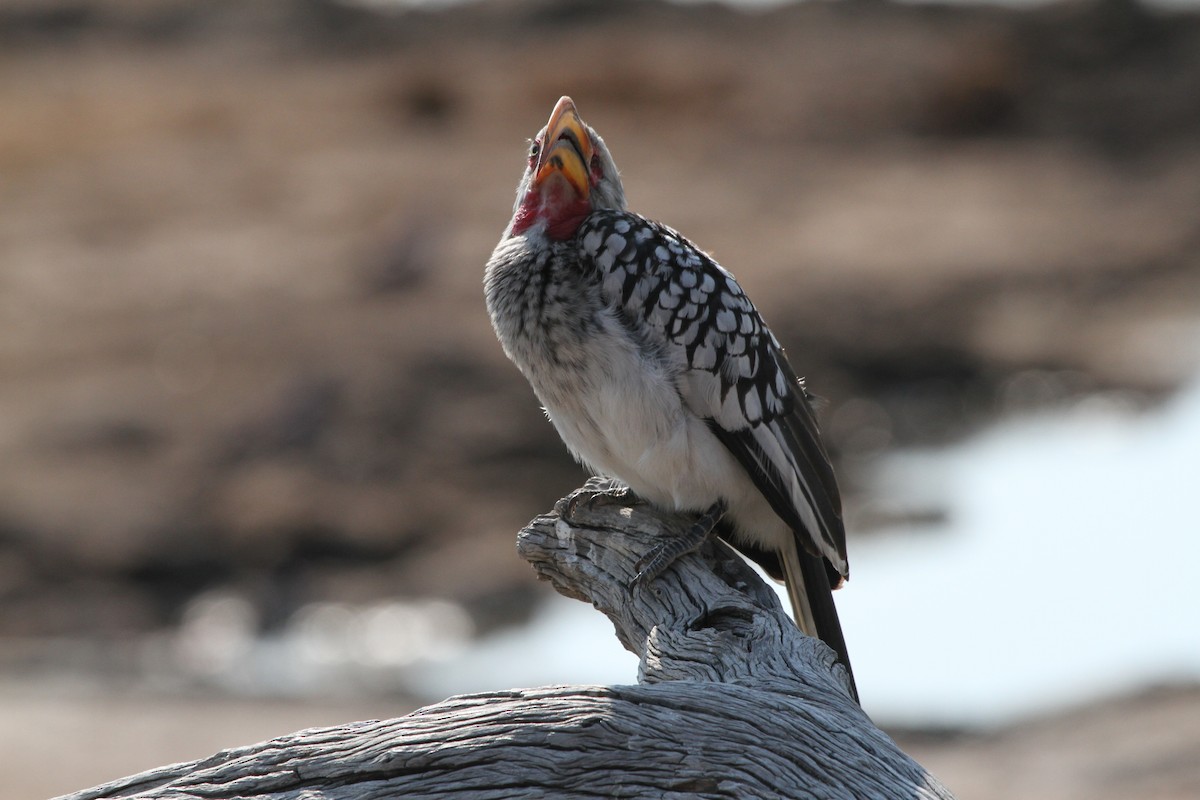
[408,373,1200,728]
[840,378,1200,726]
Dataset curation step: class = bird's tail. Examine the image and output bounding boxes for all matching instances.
[781,541,859,704]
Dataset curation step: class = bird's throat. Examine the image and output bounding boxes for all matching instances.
[511,177,590,241]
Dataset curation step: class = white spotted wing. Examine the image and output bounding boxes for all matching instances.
[576,210,847,573]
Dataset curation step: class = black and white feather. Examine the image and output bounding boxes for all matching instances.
[484,98,855,699]
[577,210,847,577]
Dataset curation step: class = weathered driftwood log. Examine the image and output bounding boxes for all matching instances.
[59,479,954,800]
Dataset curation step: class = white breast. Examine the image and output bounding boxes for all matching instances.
[532,310,790,555]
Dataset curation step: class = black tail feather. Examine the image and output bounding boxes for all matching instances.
[725,528,859,703]
[796,547,859,703]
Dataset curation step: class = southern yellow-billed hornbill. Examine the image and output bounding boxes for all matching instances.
[484,97,857,700]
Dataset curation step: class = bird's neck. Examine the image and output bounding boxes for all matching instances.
[484,233,600,370]
[510,186,590,242]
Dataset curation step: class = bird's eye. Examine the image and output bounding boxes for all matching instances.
[590,153,603,180]
[528,140,540,162]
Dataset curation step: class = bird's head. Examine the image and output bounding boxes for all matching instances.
[508,96,625,241]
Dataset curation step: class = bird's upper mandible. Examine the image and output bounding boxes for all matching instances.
[510,97,626,240]
[533,97,593,202]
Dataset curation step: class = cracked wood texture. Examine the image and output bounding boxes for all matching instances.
[58,479,955,800]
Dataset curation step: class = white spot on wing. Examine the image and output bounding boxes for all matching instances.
[775,368,789,397]
[583,230,604,253]
[692,342,717,370]
[605,233,626,257]
[766,390,784,415]
[742,387,762,423]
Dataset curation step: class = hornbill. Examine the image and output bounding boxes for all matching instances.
[485,97,857,701]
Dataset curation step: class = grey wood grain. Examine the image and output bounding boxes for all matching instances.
[56,479,954,800]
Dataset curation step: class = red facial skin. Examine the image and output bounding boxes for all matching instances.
[510,139,600,241]
[511,186,589,240]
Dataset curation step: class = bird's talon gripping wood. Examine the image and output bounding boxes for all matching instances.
[581,484,633,510]
[633,499,726,586]
[485,96,859,702]
[564,483,633,519]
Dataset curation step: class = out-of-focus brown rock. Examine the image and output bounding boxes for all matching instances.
[1,0,1198,642]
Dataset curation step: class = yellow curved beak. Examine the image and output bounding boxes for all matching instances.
[533,96,592,199]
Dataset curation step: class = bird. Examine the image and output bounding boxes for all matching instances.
[484,96,857,700]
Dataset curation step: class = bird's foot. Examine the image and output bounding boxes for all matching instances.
[566,478,639,517]
[632,500,728,591]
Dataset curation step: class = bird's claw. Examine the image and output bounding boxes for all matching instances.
[633,542,665,577]
[566,481,636,517]
[628,501,727,595]
[629,561,660,601]
[630,540,674,596]
[584,475,629,494]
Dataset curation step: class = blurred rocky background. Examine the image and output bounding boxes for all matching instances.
[2,0,1199,797]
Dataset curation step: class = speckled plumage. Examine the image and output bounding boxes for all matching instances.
[487,211,845,575]
[484,97,855,699]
